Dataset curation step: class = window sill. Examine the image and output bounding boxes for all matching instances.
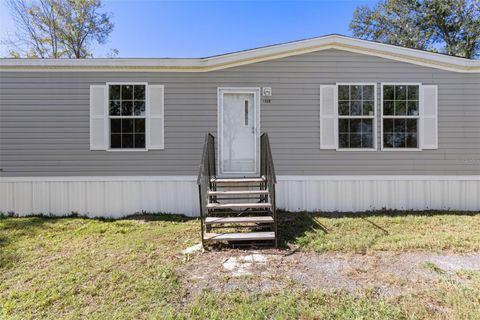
[336,148,378,152]
[106,148,149,152]
[381,148,422,152]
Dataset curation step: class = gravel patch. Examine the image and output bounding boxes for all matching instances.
[180,249,480,298]
[427,254,480,271]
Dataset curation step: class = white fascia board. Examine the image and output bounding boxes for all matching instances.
[1,35,479,73]
[0,58,203,68]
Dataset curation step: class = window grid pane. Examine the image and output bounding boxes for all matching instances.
[338,84,375,149]
[109,84,146,149]
[382,84,419,149]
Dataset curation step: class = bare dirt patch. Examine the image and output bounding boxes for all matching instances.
[180,249,480,298]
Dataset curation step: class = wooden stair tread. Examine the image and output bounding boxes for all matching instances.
[207,202,272,209]
[205,216,274,224]
[211,176,265,183]
[204,231,275,241]
[208,190,269,195]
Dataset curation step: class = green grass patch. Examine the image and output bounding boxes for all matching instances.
[1,212,480,319]
[179,290,404,320]
[281,211,480,253]
[424,262,446,275]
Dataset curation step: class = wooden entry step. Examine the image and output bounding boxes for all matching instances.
[206,202,272,209]
[204,231,275,242]
[208,190,269,196]
[205,216,274,225]
[210,176,266,184]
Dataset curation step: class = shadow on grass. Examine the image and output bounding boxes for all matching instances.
[311,210,480,218]
[276,209,480,248]
[277,211,328,248]
[1,212,195,224]
[0,216,58,269]
[360,217,389,235]
[0,213,194,268]
[0,215,55,229]
[123,213,195,222]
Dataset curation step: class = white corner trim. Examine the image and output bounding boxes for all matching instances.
[1,35,479,73]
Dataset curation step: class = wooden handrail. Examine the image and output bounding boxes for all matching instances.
[197,133,215,247]
[197,133,215,185]
[260,133,278,247]
[260,133,277,184]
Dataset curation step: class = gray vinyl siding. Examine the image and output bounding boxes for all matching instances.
[1,49,479,176]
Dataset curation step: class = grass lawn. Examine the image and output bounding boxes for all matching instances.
[1,211,480,319]
[285,211,480,253]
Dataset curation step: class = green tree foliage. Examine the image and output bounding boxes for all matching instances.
[350,0,480,58]
[6,0,114,58]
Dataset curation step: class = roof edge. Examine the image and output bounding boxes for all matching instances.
[1,35,479,73]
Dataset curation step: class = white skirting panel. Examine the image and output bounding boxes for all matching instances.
[1,176,480,218]
[277,176,480,212]
[0,176,199,218]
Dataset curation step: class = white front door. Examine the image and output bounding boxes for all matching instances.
[218,88,260,176]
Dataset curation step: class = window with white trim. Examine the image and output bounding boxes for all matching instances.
[108,84,146,149]
[337,84,376,149]
[382,84,419,149]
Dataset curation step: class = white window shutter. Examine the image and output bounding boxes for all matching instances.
[147,85,165,150]
[89,85,107,150]
[420,85,438,149]
[320,85,338,149]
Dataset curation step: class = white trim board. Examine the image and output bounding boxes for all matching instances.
[1,35,479,73]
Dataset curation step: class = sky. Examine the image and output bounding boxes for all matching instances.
[0,0,376,58]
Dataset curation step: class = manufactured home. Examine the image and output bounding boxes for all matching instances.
[1,35,480,228]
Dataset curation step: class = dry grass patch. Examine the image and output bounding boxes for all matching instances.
[0,215,198,319]
[1,211,480,319]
